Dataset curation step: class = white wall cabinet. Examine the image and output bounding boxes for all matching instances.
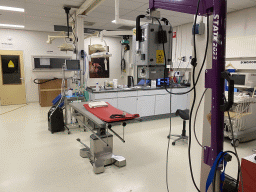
[155,94,171,115]
[171,88,188,113]
[137,96,155,117]
[118,97,137,114]
[171,94,179,113]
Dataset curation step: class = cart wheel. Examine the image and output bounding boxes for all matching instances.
[172,142,175,146]
[231,139,239,147]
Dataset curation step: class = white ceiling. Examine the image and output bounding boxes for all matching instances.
[0,0,256,32]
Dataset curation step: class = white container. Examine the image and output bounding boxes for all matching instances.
[113,79,118,88]
[67,90,73,97]
[151,80,156,88]
[96,82,100,91]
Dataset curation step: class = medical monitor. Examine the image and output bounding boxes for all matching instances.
[65,60,80,71]
[230,73,256,88]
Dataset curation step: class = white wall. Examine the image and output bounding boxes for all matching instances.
[84,37,128,87]
[172,6,256,70]
[227,6,256,37]
[0,29,74,103]
[172,23,193,69]
[0,29,131,103]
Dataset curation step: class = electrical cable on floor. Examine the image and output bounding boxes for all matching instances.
[193,88,208,148]
[0,104,28,116]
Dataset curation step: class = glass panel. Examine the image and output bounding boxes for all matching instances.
[1,55,21,85]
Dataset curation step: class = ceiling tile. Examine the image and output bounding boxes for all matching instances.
[227,8,238,13]
[227,0,256,10]
[86,11,115,21]
[134,3,149,12]
[24,3,64,14]
[25,0,83,7]
[100,0,145,9]
[1,0,256,33]
[88,5,132,16]
[0,13,25,25]
[129,0,148,3]
[100,23,123,30]
[0,0,25,9]
[169,11,194,19]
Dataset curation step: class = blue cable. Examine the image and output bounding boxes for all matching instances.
[205,152,228,192]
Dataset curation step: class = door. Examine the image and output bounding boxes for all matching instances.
[0,51,26,105]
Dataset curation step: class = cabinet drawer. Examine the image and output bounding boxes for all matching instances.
[172,88,187,93]
[93,92,117,100]
[154,89,170,95]
[118,91,137,98]
[138,90,156,96]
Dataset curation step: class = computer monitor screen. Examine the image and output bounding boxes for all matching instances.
[232,75,245,85]
[157,78,169,86]
[66,60,80,71]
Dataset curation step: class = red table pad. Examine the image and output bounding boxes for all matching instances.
[83,103,140,123]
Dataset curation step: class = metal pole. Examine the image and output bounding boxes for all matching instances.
[76,118,109,146]
[108,127,125,143]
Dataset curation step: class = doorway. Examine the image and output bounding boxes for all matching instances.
[0,50,26,105]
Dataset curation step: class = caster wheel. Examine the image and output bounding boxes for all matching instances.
[231,139,239,147]
[68,131,71,134]
[84,129,86,132]
[172,142,175,146]
[167,135,170,139]
[79,125,80,128]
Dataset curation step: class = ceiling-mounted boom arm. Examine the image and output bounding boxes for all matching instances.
[64,7,71,39]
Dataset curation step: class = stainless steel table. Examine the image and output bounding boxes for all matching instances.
[69,102,139,174]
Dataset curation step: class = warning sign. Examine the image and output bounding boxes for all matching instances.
[156,50,164,64]
[8,60,15,68]
[133,29,136,35]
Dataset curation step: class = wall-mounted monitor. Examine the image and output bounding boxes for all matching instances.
[65,60,80,71]
[32,56,71,71]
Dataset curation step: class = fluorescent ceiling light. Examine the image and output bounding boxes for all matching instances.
[112,20,116,23]
[0,24,24,28]
[0,6,24,12]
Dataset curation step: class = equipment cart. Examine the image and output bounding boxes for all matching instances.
[224,94,256,147]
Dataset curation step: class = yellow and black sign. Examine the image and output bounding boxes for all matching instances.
[8,60,15,68]
[133,29,136,35]
[156,50,164,64]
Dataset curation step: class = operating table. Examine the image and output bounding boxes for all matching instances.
[69,102,140,174]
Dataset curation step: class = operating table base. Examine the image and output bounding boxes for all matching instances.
[79,133,126,174]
